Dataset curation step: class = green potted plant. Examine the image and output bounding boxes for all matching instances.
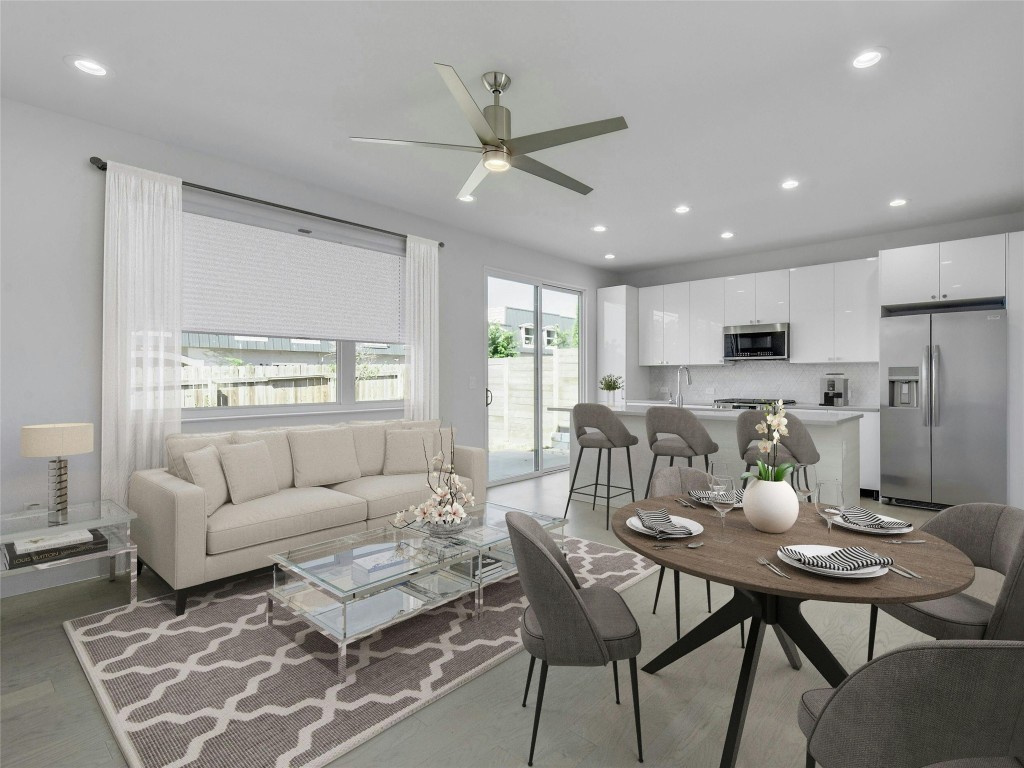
[740,400,799,533]
[598,374,624,406]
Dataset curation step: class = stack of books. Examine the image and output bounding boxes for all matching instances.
[450,555,504,580]
[3,529,108,570]
[351,547,413,585]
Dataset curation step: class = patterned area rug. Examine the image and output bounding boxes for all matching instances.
[65,537,654,768]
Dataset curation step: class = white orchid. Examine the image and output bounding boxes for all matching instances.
[393,426,474,531]
[744,401,796,483]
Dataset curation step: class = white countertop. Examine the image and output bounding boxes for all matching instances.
[621,400,879,413]
[551,403,863,425]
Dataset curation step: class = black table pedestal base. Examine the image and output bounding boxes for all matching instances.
[642,589,847,768]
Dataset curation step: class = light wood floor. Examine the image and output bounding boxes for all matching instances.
[0,474,1002,768]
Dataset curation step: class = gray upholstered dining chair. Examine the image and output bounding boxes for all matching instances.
[506,510,643,766]
[799,640,1024,768]
[564,403,639,530]
[644,406,719,498]
[736,410,819,488]
[869,503,1024,660]
[648,466,744,647]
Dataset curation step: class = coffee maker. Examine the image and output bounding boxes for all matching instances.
[820,375,849,407]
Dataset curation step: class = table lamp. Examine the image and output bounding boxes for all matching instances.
[20,423,94,526]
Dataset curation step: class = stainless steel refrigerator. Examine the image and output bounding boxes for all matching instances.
[880,309,1007,506]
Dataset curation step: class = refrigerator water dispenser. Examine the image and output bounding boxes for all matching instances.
[887,367,919,408]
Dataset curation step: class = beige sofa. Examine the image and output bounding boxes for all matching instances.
[127,419,486,614]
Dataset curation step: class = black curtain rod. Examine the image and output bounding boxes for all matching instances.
[89,157,443,248]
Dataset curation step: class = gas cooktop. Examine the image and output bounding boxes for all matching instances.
[713,398,796,410]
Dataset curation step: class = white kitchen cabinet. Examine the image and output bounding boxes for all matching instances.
[879,243,939,305]
[756,270,790,325]
[879,235,1006,305]
[939,234,1006,301]
[663,281,690,365]
[834,259,879,362]
[638,282,689,365]
[689,277,725,364]
[723,273,756,326]
[722,270,790,326]
[598,286,649,401]
[638,285,665,366]
[789,264,835,363]
[858,410,880,492]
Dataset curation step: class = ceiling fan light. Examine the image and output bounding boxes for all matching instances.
[482,147,511,172]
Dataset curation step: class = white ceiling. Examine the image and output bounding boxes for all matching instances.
[2,1,1022,269]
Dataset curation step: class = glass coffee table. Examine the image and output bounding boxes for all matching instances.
[1,499,137,603]
[267,502,564,674]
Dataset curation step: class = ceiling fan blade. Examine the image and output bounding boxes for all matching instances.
[351,137,481,153]
[458,161,490,199]
[510,155,592,195]
[504,116,628,156]
[434,63,500,147]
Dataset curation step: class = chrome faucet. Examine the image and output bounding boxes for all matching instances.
[676,366,691,406]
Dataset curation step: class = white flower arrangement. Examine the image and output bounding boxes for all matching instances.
[742,400,796,482]
[392,429,476,530]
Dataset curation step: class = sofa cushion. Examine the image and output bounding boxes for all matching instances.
[232,430,294,489]
[288,427,360,487]
[182,445,230,516]
[206,487,367,554]
[350,423,387,476]
[218,441,280,505]
[383,429,435,475]
[166,432,233,482]
[331,473,475,522]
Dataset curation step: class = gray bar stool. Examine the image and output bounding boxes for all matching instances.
[736,410,819,489]
[563,403,638,530]
[644,406,719,498]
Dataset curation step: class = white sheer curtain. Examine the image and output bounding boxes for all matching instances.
[404,235,439,420]
[101,163,183,503]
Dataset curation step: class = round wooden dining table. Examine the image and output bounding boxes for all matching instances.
[612,496,975,768]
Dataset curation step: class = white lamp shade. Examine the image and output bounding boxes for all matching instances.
[21,423,94,457]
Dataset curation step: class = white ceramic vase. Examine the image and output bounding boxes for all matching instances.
[742,478,799,534]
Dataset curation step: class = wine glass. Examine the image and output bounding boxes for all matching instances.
[815,480,845,536]
[793,464,817,503]
[706,465,736,542]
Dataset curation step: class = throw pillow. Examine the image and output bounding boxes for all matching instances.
[182,444,230,516]
[383,429,436,475]
[287,427,360,487]
[231,430,294,489]
[165,433,232,482]
[217,441,280,505]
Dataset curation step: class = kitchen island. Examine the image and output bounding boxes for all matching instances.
[555,404,862,508]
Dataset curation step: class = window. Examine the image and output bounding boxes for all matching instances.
[182,334,336,408]
[354,342,407,402]
[543,326,557,348]
[520,323,535,348]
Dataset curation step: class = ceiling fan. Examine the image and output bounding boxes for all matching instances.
[351,63,628,198]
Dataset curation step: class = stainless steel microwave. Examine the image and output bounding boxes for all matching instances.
[723,323,789,360]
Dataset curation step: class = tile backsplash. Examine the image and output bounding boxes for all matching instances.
[647,362,879,408]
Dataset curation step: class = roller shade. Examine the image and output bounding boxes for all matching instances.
[182,212,404,342]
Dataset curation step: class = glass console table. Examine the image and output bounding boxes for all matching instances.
[1,500,137,603]
[267,502,564,674]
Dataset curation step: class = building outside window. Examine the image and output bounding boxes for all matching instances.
[520,323,536,348]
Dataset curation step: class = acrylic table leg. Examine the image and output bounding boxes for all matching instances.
[109,554,117,582]
[267,596,274,626]
[128,547,137,604]
[337,643,348,677]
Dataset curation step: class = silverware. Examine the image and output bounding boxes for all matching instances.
[887,565,913,578]
[757,556,791,579]
[895,563,921,578]
[674,497,696,508]
[686,542,704,549]
[884,539,927,544]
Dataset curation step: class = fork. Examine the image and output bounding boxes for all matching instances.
[757,556,792,579]
[674,498,696,508]
[883,539,927,544]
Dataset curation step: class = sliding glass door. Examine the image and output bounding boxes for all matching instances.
[487,276,581,483]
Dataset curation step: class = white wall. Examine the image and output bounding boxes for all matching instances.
[619,211,1024,287]
[0,98,615,515]
[1008,231,1023,507]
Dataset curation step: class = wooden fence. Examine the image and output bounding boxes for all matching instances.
[488,348,578,451]
[181,364,403,407]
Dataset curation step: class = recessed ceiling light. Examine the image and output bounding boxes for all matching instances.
[852,48,887,69]
[604,253,616,260]
[64,55,109,76]
[781,179,799,190]
[592,225,607,232]
[458,194,475,202]
[721,232,734,239]
[674,205,690,214]
[889,198,907,207]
